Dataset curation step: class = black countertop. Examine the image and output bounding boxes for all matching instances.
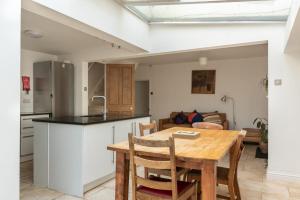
[21,112,52,116]
[32,114,150,125]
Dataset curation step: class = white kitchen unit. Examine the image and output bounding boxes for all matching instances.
[20,113,50,162]
[33,115,150,197]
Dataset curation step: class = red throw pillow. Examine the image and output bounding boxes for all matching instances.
[188,112,197,124]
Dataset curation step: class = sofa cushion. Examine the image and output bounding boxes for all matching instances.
[162,123,191,129]
[202,112,226,123]
[174,112,188,124]
[187,112,203,124]
[202,111,219,118]
[203,114,222,124]
[187,112,197,123]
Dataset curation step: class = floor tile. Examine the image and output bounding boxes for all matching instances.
[54,195,83,200]
[290,187,300,199]
[85,187,115,200]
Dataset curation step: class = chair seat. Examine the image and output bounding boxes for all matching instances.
[137,176,194,199]
[188,167,229,184]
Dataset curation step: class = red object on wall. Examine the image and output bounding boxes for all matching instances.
[22,76,30,93]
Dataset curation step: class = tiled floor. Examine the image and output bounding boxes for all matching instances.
[20,145,300,200]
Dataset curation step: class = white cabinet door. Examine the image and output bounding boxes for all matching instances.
[21,135,34,156]
[134,117,151,136]
[21,114,50,161]
[33,122,49,187]
[83,123,114,185]
[21,114,50,129]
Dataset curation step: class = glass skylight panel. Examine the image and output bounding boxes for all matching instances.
[120,0,291,23]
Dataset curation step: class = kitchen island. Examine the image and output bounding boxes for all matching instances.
[33,114,150,197]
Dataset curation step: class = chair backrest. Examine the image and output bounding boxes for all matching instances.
[192,122,223,130]
[228,130,246,181]
[128,133,178,200]
[139,120,157,136]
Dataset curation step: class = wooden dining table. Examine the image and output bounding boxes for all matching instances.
[107,127,239,200]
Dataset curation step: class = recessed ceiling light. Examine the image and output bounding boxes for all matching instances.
[23,29,43,39]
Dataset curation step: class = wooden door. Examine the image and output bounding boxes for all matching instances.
[106,64,135,115]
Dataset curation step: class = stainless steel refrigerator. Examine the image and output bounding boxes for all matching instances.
[33,61,74,117]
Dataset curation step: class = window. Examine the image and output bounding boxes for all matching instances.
[118,0,292,23]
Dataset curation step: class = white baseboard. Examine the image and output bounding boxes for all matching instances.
[84,172,115,192]
[267,170,300,182]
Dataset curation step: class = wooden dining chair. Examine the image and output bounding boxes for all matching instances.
[192,122,223,130]
[139,120,158,136]
[140,121,187,179]
[186,131,246,200]
[128,133,197,200]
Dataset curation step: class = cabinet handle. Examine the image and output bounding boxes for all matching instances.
[22,135,34,139]
[112,126,115,163]
[132,123,134,136]
[22,119,32,121]
[21,153,33,157]
[22,126,34,130]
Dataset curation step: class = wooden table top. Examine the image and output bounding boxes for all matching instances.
[107,127,239,162]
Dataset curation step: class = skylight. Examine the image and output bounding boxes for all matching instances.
[118,0,292,23]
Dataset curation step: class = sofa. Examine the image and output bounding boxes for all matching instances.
[159,112,229,131]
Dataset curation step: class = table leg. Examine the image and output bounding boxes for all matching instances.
[201,160,217,200]
[115,152,130,200]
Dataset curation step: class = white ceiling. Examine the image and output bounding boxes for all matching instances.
[101,42,268,65]
[21,10,109,55]
[21,9,268,62]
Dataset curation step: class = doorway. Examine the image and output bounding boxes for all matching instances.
[135,80,150,115]
[88,62,105,115]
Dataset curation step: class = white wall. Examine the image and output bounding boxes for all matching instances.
[58,44,134,116]
[32,0,150,51]
[268,45,300,178]
[136,57,268,130]
[0,0,21,199]
[21,49,58,113]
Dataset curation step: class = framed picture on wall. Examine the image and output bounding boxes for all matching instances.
[191,70,216,94]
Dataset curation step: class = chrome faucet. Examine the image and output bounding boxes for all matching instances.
[92,96,107,115]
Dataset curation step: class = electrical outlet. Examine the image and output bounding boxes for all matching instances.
[274,79,282,86]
